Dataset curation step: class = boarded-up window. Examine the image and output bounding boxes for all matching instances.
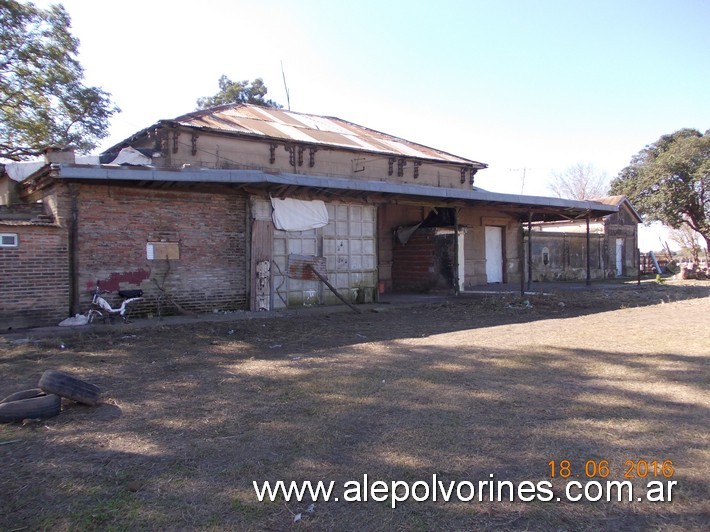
[146,242,180,260]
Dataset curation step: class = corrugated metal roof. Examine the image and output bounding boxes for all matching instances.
[169,104,486,167]
[593,195,643,222]
[594,195,625,206]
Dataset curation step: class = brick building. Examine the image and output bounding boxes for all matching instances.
[530,196,642,281]
[0,209,68,328]
[1,104,617,329]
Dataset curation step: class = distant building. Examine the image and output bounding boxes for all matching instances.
[529,196,642,280]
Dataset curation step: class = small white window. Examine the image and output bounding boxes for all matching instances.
[0,233,19,247]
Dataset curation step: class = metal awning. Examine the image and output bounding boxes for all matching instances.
[46,164,617,222]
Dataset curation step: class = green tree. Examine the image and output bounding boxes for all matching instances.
[609,129,709,250]
[0,0,119,160]
[196,75,281,110]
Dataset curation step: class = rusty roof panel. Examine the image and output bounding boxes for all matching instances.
[303,129,361,147]
[169,104,486,167]
[189,114,251,133]
[380,139,436,159]
[269,122,323,143]
[269,108,316,128]
[293,113,358,136]
[347,135,400,153]
[226,115,294,139]
[595,195,624,206]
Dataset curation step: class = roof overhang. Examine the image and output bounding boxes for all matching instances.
[42,164,617,222]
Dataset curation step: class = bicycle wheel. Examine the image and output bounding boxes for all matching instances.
[156,294,165,320]
[87,309,104,324]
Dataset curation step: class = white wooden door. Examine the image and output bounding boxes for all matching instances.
[457,230,466,291]
[485,226,504,283]
[616,238,624,276]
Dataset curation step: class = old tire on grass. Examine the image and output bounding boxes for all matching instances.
[39,369,101,406]
[0,388,46,404]
[0,393,61,423]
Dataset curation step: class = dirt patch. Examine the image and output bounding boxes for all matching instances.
[1,280,708,530]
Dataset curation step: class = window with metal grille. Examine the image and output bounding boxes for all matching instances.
[0,233,18,247]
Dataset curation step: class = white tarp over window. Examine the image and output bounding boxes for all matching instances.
[108,146,152,166]
[271,197,329,232]
[4,161,45,182]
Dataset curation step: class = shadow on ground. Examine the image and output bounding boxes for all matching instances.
[1,281,708,530]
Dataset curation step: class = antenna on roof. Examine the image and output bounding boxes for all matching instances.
[508,167,527,194]
[280,60,291,111]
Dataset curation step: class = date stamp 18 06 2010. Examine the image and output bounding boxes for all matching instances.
[548,459,675,479]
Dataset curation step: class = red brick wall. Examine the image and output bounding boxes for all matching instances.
[379,204,431,292]
[74,184,248,315]
[0,224,69,329]
[392,228,454,292]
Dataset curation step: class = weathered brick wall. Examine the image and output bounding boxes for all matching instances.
[392,228,454,292]
[529,233,608,281]
[131,128,475,192]
[74,184,248,316]
[0,224,69,329]
[379,204,432,292]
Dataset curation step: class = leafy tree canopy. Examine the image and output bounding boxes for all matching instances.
[196,75,281,110]
[609,129,710,249]
[548,162,608,200]
[0,0,119,161]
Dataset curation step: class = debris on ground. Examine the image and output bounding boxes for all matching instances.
[0,369,102,424]
[506,299,533,310]
[58,314,89,327]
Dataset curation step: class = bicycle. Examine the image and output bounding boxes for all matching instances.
[87,281,144,324]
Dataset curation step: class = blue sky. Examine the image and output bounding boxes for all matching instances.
[33,0,710,248]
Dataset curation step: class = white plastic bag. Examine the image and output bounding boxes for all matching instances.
[58,314,89,327]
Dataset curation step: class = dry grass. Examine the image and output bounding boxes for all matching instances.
[1,280,708,531]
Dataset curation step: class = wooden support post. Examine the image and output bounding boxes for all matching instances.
[454,208,460,296]
[520,222,525,297]
[586,213,591,286]
[308,265,362,314]
[527,211,532,293]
